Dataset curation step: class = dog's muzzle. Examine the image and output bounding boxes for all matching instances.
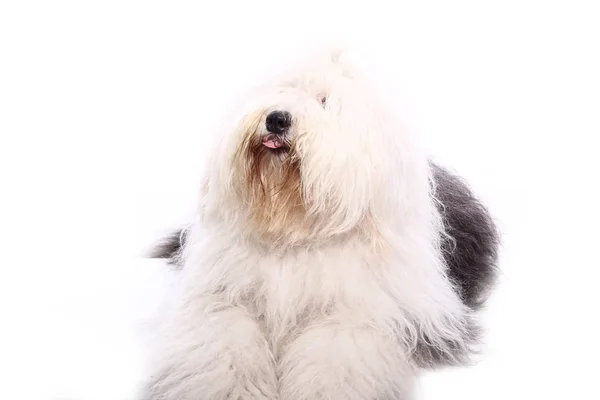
[262,110,291,149]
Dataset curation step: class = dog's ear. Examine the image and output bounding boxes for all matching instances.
[329,46,345,64]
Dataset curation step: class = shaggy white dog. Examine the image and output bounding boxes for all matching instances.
[142,50,499,400]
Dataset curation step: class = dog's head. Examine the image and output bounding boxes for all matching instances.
[202,50,429,247]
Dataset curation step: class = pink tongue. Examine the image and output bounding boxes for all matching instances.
[262,134,283,149]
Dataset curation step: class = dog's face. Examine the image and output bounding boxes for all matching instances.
[203,52,423,246]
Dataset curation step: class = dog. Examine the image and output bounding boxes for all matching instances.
[141,50,499,400]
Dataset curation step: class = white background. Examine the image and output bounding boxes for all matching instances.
[1,1,599,399]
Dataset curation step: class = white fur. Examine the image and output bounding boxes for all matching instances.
[143,50,471,400]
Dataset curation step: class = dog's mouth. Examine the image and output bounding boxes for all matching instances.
[261,134,290,151]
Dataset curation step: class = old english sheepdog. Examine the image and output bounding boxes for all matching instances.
[142,51,499,400]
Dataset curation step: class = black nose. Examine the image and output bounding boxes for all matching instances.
[265,110,292,134]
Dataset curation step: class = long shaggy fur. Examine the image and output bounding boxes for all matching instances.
[432,164,500,311]
[141,50,499,400]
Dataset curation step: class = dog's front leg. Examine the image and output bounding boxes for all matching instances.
[278,321,415,400]
[144,299,278,400]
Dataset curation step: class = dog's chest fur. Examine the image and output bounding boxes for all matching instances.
[214,239,400,355]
